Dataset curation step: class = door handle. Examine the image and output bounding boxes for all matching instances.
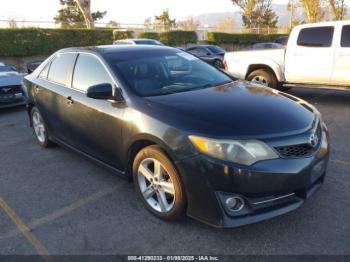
[66,96,74,105]
[34,86,40,94]
[338,53,350,57]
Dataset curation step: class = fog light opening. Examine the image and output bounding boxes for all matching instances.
[225,196,244,212]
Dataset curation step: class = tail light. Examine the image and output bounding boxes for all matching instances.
[223,59,228,71]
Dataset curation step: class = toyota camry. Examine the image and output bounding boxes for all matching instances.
[24,45,330,228]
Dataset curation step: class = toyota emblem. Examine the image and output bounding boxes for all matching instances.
[309,133,319,148]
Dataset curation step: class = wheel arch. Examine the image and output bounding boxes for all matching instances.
[245,62,284,82]
[125,134,179,181]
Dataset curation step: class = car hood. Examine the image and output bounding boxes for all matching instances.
[0,72,24,87]
[145,81,315,138]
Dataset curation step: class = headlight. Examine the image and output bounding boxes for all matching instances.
[188,135,279,166]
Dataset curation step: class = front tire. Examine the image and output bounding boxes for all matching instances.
[31,107,52,148]
[247,69,278,89]
[133,145,186,221]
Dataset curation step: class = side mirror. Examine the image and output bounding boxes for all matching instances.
[87,83,113,100]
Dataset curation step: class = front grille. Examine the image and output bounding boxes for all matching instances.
[275,123,322,159]
[0,85,22,94]
[275,143,314,158]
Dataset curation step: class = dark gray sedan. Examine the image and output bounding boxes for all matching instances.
[0,62,26,108]
[186,45,225,69]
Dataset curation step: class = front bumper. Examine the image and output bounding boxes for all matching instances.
[0,93,26,108]
[176,128,330,228]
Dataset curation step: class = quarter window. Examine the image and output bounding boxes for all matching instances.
[72,54,112,92]
[341,25,350,47]
[48,53,76,85]
[297,26,334,47]
[39,63,50,79]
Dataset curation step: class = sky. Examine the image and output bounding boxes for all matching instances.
[0,0,290,25]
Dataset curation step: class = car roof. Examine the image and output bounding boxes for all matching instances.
[58,45,174,55]
[294,20,350,30]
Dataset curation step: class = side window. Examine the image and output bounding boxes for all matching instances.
[297,27,334,47]
[48,53,76,85]
[39,63,50,79]
[72,54,112,92]
[188,47,206,56]
[341,25,350,47]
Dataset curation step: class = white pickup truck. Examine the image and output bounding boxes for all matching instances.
[224,21,350,91]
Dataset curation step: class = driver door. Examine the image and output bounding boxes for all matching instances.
[61,53,126,170]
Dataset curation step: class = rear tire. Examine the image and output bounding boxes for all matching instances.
[247,69,278,89]
[30,107,53,148]
[133,145,186,221]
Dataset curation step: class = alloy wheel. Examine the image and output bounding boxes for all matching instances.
[32,111,46,143]
[251,76,269,86]
[137,158,175,213]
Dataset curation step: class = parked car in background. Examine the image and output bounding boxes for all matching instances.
[186,45,225,68]
[24,45,329,228]
[114,38,164,46]
[224,21,350,91]
[246,42,285,50]
[275,36,289,46]
[27,60,44,74]
[0,62,26,108]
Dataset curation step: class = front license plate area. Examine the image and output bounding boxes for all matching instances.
[0,94,15,103]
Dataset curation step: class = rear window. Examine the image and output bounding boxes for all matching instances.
[48,53,76,85]
[297,26,334,47]
[341,25,350,47]
[207,46,225,54]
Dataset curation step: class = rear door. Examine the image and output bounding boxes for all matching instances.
[59,53,126,170]
[331,24,350,86]
[34,52,77,140]
[285,26,335,84]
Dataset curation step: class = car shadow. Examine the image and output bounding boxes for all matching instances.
[287,88,350,106]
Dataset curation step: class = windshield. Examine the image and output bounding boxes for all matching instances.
[0,65,15,73]
[106,50,233,96]
[207,46,225,54]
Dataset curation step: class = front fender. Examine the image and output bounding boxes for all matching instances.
[245,59,285,82]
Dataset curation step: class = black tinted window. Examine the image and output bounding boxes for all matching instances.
[48,53,76,85]
[341,25,350,47]
[297,27,334,47]
[72,54,112,92]
[106,50,232,97]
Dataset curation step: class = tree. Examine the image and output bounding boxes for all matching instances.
[214,16,235,33]
[177,16,200,31]
[106,20,119,28]
[231,0,279,30]
[299,0,325,23]
[154,9,176,31]
[54,0,106,28]
[287,0,301,29]
[328,0,347,20]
